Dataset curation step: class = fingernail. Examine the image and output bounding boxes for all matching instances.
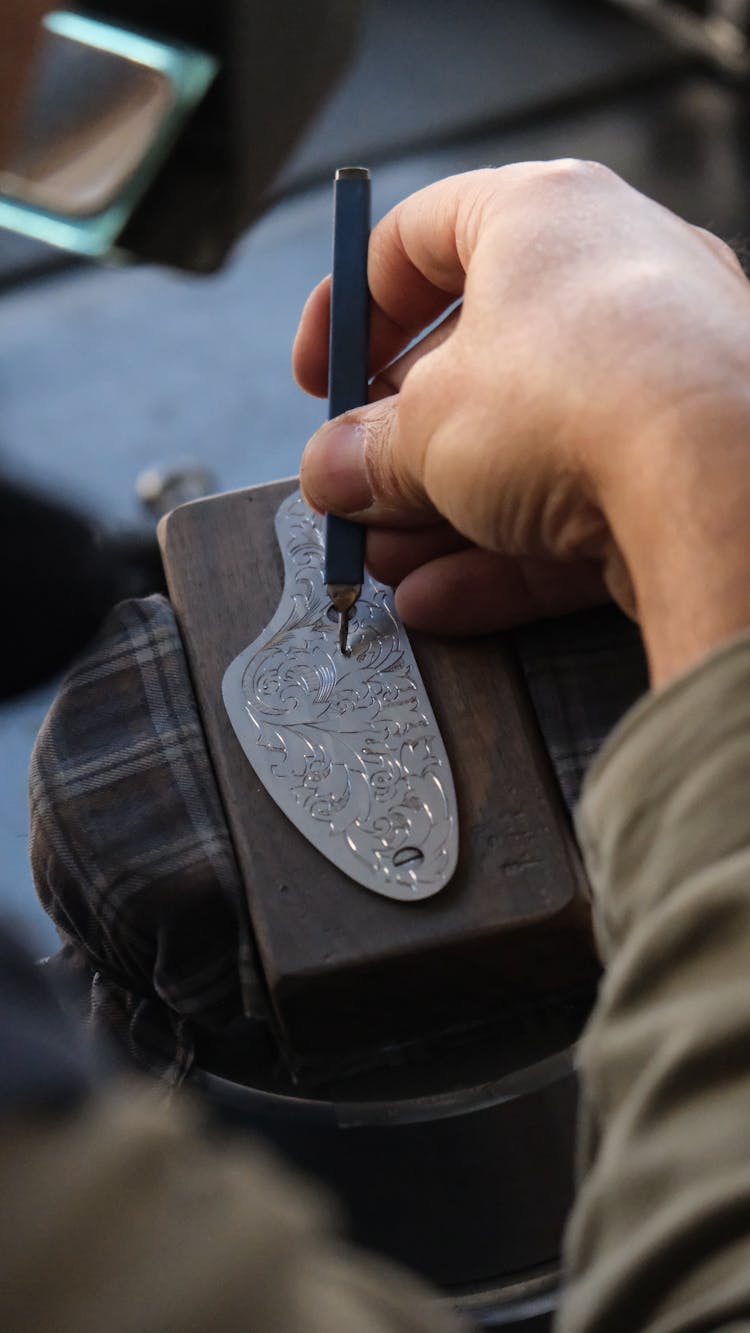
[302,418,372,514]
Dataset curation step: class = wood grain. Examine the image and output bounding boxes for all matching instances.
[160,480,596,1059]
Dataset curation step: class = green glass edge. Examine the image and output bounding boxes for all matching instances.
[0,9,218,258]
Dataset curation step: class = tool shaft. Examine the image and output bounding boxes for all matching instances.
[324,167,370,597]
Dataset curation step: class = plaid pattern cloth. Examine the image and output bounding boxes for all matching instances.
[29,594,648,1086]
[513,605,649,811]
[29,596,269,1086]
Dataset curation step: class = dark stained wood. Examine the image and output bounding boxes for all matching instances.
[159,480,597,1059]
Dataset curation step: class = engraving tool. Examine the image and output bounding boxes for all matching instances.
[325,166,371,657]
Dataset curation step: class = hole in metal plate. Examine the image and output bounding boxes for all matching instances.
[393,847,425,867]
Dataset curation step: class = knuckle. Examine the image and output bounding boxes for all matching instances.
[695,226,747,278]
[360,403,420,508]
[397,358,440,447]
[361,415,398,500]
[537,157,613,192]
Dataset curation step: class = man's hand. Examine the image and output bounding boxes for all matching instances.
[294,162,750,687]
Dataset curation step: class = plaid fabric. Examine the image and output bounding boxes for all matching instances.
[29,594,648,1086]
[512,605,649,812]
[29,596,269,1086]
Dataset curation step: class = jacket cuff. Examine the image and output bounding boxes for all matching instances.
[576,626,750,961]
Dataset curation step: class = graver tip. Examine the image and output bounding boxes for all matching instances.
[338,607,352,657]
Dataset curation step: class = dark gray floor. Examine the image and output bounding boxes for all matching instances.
[2,0,747,949]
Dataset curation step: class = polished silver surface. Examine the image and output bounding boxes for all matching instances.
[222,493,458,901]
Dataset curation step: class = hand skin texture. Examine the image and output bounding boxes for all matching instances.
[294,162,750,689]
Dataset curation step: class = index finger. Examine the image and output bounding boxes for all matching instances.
[293,166,515,397]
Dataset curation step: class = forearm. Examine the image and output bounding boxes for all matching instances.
[603,389,750,689]
[558,629,750,1332]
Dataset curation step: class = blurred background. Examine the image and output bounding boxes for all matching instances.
[3,0,750,950]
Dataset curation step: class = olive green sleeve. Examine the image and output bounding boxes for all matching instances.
[0,1085,457,1333]
[558,628,750,1332]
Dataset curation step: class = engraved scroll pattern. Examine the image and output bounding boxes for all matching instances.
[231,493,457,898]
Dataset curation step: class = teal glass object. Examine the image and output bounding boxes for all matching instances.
[0,10,217,259]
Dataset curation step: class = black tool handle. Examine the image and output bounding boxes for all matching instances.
[324,167,370,588]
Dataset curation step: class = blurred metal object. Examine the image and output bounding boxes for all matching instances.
[0,1,362,272]
[136,461,217,520]
[610,0,750,73]
[189,1043,583,1319]
[0,11,217,258]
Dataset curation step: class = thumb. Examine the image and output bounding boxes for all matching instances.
[299,395,438,528]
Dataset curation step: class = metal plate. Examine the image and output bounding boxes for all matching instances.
[222,492,458,901]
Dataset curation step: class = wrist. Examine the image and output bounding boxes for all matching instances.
[605,390,750,688]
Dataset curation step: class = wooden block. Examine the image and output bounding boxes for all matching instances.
[159,480,596,1060]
